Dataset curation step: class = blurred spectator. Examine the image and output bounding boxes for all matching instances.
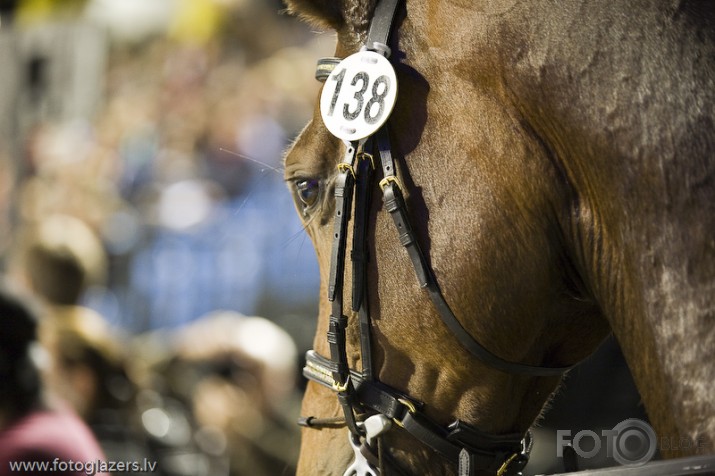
[10,213,106,305]
[173,310,298,417]
[0,284,108,476]
[39,305,151,470]
[131,310,301,476]
[18,123,122,234]
[7,214,152,471]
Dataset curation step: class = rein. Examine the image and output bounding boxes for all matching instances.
[300,0,573,474]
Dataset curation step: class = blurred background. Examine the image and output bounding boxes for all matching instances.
[0,1,648,475]
[0,0,332,474]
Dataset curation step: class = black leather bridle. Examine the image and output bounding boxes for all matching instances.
[299,0,574,474]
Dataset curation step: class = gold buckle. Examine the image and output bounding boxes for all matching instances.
[358,151,375,169]
[332,379,349,392]
[337,162,356,179]
[379,175,403,191]
[392,398,417,428]
[397,398,417,413]
[496,452,519,476]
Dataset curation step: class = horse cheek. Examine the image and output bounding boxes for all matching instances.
[296,383,353,475]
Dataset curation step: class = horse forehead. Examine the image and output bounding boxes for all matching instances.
[284,118,341,177]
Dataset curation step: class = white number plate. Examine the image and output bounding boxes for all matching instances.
[320,51,398,142]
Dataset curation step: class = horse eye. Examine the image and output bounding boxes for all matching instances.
[295,178,321,211]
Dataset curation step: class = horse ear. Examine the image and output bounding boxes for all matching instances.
[284,0,344,30]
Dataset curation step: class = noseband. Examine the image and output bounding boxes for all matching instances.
[299,1,573,474]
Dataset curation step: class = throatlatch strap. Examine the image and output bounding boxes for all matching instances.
[375,127,572,378]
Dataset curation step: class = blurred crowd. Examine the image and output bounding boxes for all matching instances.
[0,0,334,474]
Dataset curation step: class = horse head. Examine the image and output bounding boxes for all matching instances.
[283,1,715,474]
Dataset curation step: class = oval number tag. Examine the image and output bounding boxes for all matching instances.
[320,51,398,142]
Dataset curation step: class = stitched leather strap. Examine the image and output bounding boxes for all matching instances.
[303,351,530,475]
[376,127,573,377]
[356,376,525,473]
[327,144,357,304]
[326,144,363,435]
[352,144,376,380]
[366,0,401,53]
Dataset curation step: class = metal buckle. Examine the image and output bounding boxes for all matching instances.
[378,175,403,191]
[332,378,350,393]
[497,431,532,476]
[338,162,356,179]
[496,452,519,476]
[392,398,417,428]
[358,151,375,169]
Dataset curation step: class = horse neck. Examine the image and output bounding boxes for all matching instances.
[489,1,715,452]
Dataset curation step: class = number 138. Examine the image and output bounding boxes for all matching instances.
[327,68,392,125]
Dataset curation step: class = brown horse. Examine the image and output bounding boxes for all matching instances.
[282,0,715,474]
